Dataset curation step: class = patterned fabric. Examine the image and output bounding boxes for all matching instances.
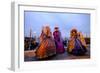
[79,33,87,47]
[53,31,65,54]
[67,38,75,52]
[36,37,56,59]
[67,38,87,55]
[40,31,46,43]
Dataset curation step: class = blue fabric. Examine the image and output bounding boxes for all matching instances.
[71,38,87,56]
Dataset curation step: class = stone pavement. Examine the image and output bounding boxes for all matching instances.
[24,48,90,61]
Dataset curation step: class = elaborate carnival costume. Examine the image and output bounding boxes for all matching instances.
[36,26,56,59]
[53,26,65,54]
[67,29,87,56]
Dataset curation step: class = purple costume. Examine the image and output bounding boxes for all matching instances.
[71,38,87,56]
[53,31,65,54]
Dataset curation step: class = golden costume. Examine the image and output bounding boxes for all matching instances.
[36,26,56,59]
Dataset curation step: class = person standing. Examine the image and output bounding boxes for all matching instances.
[36,25,56,59]
[67,28,87,56]
[53,26,65,54]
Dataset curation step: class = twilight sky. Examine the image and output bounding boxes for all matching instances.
[24,11,90,38]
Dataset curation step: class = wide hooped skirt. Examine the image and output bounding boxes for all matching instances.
[36,38,56,59]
